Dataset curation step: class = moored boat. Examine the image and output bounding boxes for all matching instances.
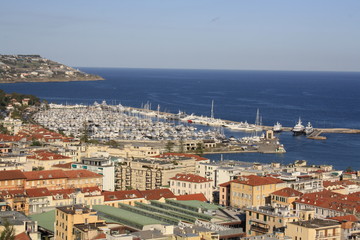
[305,122,314,135]
[292,118,305,136]
[273,122,282,132]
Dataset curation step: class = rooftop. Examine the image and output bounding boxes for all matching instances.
[170,173,212,183]
[232,175,284,186]
[290,219,341,228]
[29,210,55,232]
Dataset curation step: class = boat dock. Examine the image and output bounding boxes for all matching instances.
[307,130,327,140]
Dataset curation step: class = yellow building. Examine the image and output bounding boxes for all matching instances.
[285,219,341,240]
[245,206,299,236]
[115,158,196,191]
[270,187,303,209]
[55,205,105,240]
[229,175,285,208]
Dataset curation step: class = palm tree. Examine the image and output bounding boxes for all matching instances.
[0,219,15,240]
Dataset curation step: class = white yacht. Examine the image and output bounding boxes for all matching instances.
[273,122,282,132]
[305,122,314,135]
[292,118,305,136]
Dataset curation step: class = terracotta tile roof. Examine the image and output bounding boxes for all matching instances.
[170,173,212,183]
[52,162,73,169]
[26,187,51,197]
[219,181,231,187]
[294,190,360,215]
[93,233,106,239]
[0,134,23,142]
[0,170,27,180]
[328,215,359,222]
[176,193,207,202]
[0,189,26,198]
[23,169,68,180]
[64,170,103,179]
[323,180,356,188]
[154,153,209,161]
[232,175,284,186]
[271,187,303,198]
[81,186,102,195]
[49,188,75,199]
[140,189,176,200]
[28,150,71,161]
[15,232,31,240]
[102,190,143,202]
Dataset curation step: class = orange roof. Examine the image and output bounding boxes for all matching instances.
[176,193,207,202]
[26,188,51,197]
[328,215,359,222]
[170,173,212,183]
[0,170,27,180]
[52,162,73,169]
[271,187,303,198]
[219,181,231,187]
[140,189,176,200]
[295,190,360,214]
[154,153,209,161]
[28,150,71,161]
[102,190,143,202]
[323,180,356,188]
[15,232,31,240]
[64,170,103,179]
[232,175,284,186]
[23,169,68,180]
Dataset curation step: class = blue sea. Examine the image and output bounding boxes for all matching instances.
[1,68,359,170]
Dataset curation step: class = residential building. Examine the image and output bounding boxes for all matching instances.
[64,169,103,190]
[0,169,26,190]
[219,181,231,206]
[170,173,213,202]
[71,157,115,191]
[55,205,105,240]
[245,206,299,236]
[0,211,40,240]
[285,219,341,240]
[115,158,196,191]
[24,170,68,190]
[26,150,72,170]
[270,187,303,209]
[294,190,360,219]
[228,175,285,208]
[327,215,360,240]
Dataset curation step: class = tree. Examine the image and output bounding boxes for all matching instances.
[178,138,185,153]
[165,141,175,153]
[0,219,15,240]
[195,142,204,156]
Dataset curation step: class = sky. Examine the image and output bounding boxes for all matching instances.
[1,0,360,71]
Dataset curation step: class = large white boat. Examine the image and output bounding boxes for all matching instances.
[305,122,314,135]
[273,122,282,132]
[292,118,305,136]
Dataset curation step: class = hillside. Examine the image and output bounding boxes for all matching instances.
[0,55,104,83]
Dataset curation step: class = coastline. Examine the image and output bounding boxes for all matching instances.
[0,76,105,84]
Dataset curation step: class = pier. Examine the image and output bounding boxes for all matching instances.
[307,130,327,140]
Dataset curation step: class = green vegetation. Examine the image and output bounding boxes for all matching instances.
[165,140,175,152]
[0,219,15,240]
[0,89,41,110]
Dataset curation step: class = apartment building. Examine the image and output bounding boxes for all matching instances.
[285,219,341,240]
[227,175,286,208]
[170,173,213,202]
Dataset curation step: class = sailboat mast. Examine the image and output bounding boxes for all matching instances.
[211,100,214,119]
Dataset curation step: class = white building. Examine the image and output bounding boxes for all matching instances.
[170,173,213,202]
[71,157,115,191]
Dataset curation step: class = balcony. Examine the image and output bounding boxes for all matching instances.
[250,225,269,234]
[315,233,340,239]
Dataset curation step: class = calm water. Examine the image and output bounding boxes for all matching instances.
[1,68,359,170]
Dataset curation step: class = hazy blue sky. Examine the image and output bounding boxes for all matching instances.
[1,0,359,71]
